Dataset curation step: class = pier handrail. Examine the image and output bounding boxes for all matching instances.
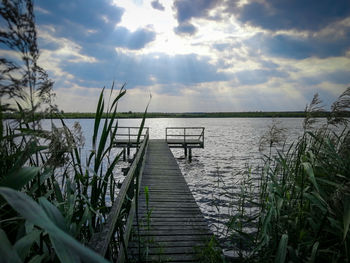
[166,127,205,143]
[113,126,149,144]
[88,128,149,261]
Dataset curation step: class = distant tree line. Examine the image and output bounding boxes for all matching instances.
[3,110,350,119]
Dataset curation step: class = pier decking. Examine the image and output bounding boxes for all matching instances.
[128,140,214,262]
[89,128,219,262]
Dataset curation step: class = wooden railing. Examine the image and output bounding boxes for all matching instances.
[113,126,149,144]
[88,129,149,262]
[166,127,205,145]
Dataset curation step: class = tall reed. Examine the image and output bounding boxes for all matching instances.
[227,88,350,262]
[0,84,128,262]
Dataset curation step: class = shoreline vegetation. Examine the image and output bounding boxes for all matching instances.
[4,110,350,119]
[1,0,350,262]
[225,110,350,262]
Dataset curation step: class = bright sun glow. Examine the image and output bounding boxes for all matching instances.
[19,0,350,112]
[113,0,206,55]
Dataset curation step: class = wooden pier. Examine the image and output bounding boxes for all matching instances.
[128,140,214,262]
[112,127,149,161]
[89,128,219,262]
[114,127,204,161]
[166,127,204,161]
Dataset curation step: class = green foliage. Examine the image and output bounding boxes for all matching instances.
[0,187,109,263]
[0,1,149,262]
[0,83,128,262]
[227,88,350,262]
[194,236,224,263]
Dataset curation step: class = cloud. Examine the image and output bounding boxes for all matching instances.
[174,23,197,35]
[113,27,156,50]
[28,0,350,113]
[35,0,124,46]
[36,0,124,32]
[235,69,288,86]
[212,43,232,52]
[172,0,221,36]
[151,0,165,11]
[173,0,220,23]
[246,32,350,59]
[234,0,350,31]
[302,70,350,86]
[36,1,156,52]
[60,52,228,92]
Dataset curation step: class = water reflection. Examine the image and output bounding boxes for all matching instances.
[42,117,309,246]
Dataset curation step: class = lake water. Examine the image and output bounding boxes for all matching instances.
[45,117,317,251]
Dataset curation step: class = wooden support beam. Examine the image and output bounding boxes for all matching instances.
[123,147,126,161]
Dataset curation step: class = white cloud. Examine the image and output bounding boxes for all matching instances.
[54,85,102,112]
[27,0,350,112]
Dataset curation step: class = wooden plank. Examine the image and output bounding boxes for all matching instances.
[129,246,197,255]
[138,203,200,208]
[127,253,199,262]
[131,234,212,242]
[128,140,219,262]
[128,240,207,248]
[134,217,208,224]
[133,221,209,227]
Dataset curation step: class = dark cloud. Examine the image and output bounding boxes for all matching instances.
[235,0,350,31]
[212,43,231,51]
[302,70,350,86]
[174,23,197,35]
[35,0,123,45]
[246,32,350,59]
[173,0,221,36]
[36,0,124,30]
[61,52,228,91]
[36,1,156,51]
[151,0,165,11]
[113,27,156,50]
[173,0,220,23]
[259,59,279,70]
[235,69,288,85]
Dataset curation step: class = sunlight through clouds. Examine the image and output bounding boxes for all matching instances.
[17,0,350,112]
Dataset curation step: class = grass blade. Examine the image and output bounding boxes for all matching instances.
[92,88,105,153]
[28,254,46,263]
[308,241,319,263]
[0,229,22,263]
[302,162,319,193]
[14,230,42,261]
[275,234,288,263]
[38,197,68,232]
[343,197,350,241]
[0,187,109,263]
[0,167,40,190]
[137,93,151,145]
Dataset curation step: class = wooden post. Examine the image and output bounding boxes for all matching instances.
[123,147,126,161]
[184,146,187,157]
[189,148,192,162]
[127,146,130,158]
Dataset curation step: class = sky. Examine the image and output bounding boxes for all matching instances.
[20,0,350,111]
